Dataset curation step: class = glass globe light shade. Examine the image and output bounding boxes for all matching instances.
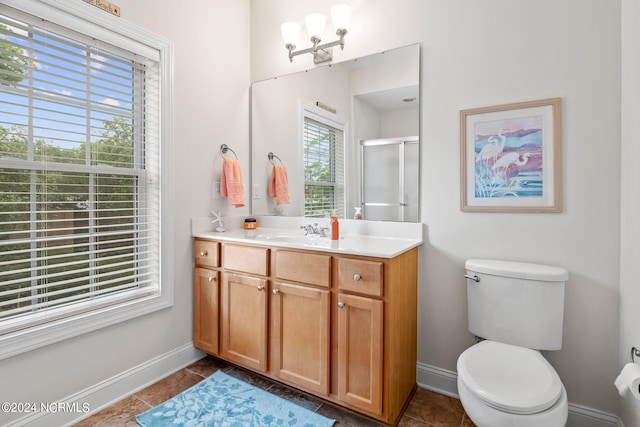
[331,4,352,31]
[281,21,301,45]
[305,13,326,39]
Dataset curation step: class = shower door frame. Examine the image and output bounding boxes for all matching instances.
[359,136,419,222]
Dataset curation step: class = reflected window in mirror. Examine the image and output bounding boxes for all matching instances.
[303,106,346,218]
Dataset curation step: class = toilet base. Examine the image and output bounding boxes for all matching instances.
[457,376,568,427]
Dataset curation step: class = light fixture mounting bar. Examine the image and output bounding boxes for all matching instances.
[287,29,347,64]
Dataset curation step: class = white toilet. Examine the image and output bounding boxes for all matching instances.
[457,259,569,427]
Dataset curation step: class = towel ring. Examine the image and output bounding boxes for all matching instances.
[220,144,238,159]
[268,152,282,166]
[632,346,640,363]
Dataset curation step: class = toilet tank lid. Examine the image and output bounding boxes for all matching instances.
[465,259,569,282]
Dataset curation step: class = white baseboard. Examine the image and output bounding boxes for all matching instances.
[8,354,621,427]
[416,361,459,397]
[417,362,620,427]
[8,343,205,427]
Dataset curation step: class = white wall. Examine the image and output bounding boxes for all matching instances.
[619,0,640,425]
[251,0,621,415]
[0,0,250,424]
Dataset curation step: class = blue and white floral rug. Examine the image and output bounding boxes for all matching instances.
[136,370,335,427]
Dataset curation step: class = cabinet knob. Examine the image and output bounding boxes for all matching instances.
[353,274,361,281]
[199,251,208,257]
[337,301,345,309]
[272,289,279,295]
[257,285,264,291]
[208,276,214,282]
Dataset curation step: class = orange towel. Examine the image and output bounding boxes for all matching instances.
[220,158,245,207]
[268,165,290,205]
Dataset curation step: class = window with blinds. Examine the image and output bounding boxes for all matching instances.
[0,5,161,335]
[303,115,344,218]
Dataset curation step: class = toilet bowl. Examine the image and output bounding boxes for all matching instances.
[458,259,570,427]
[457,340,568,427]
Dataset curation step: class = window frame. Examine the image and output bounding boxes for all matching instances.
[0,0,173,361]
[301,104,346,218]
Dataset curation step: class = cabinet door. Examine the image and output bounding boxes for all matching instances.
[337,293,383,415]
[271,282,330,395]
[193,268,219,355]
[221,272,268,372]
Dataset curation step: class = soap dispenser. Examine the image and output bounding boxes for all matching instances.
[354,207,362,220]
[330,209,339,240]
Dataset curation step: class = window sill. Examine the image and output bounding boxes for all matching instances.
[0,291,173,361]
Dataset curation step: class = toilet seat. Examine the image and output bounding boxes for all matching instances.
[457,340,562,415]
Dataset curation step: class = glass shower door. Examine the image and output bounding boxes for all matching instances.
[360,137,419,222]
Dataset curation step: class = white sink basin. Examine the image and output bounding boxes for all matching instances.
[256,234,332,247]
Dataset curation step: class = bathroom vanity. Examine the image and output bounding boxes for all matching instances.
[191,218,421,425]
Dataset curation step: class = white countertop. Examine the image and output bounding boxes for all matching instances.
[191,216,423,258]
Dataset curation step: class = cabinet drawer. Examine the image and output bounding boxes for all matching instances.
[194,239,219,267]
[275,250,331,288]
[222,244,269,276]
[338,258,383,297]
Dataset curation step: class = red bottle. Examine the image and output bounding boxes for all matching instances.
[330,209,339,240]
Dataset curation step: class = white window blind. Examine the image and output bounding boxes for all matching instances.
[303,114,344,218]
[0,5,161,334]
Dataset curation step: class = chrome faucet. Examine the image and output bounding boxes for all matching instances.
[300,222,329,237]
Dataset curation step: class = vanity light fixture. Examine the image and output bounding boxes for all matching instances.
[281,4,352,64]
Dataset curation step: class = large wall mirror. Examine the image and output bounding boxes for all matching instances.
[251,44,420,221]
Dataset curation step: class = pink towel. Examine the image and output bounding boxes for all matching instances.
[268,165,290,205]
[220,158,245,207]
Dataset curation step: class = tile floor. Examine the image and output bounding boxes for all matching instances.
[74,355,476,427]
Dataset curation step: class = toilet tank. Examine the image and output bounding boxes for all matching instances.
[465,259,569,351]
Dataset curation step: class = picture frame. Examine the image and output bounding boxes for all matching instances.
[460,98,562,212]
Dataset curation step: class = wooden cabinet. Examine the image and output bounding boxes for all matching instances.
[222,243,268,276]
[338,257,383,297]
[193,267,219,355]
[193,237,418,426]
[193,240,220,355]
[220,271,268,373]
[274,249,331,287]
[194,239,219,268]
[335,257,385,413]
[270,249,331,395]
[219,243,269,372]
[337,292,383,415]
[271,281,330,395]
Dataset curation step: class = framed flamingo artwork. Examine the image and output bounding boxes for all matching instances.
[460,98,562,212]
